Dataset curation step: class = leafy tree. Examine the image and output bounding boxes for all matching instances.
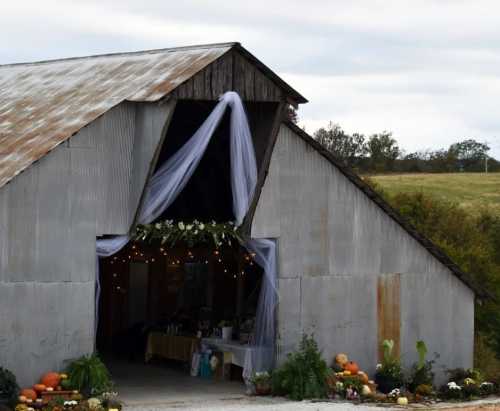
[449,139,490,171]
[366,132,400,172]
[313,122,367,168]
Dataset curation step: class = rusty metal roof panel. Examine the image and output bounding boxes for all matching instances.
[0,43,235,188]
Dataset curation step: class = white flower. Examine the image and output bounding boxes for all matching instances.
[186,224,193,231]
[388,388,400,397]
[447,381,462,390]
[376,363,382,370]
[194,230,198,235]
[199,223,205,230]
[155,223,162,229]
[178,222,185,230]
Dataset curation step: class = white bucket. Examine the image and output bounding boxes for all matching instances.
[222,326,233,341]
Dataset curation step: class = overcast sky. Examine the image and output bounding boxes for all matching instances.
[2,0,500,158]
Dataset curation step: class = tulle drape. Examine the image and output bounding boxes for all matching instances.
[95,91,278,375]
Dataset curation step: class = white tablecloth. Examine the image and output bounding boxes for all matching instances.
[201,338,261,379]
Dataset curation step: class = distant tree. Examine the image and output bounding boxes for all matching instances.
[313,122,367,168]
[448,139,490,171]
[365,132,400,172]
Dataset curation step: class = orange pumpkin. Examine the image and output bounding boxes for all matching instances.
[343,361,360,375]
[40,372,61,389]
[33,384,46,393]
[20,389,37,401]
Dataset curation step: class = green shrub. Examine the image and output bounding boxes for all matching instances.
[66,354,113,396]
[271,335,330,400]
[0,367,19,406]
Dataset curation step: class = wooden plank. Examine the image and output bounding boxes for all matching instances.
[377,273,401,361]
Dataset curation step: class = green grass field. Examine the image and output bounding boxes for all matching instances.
[370,172,500,216]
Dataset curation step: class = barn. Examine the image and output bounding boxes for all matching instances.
[0,42,481,388]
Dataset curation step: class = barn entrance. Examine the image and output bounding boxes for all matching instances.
[95,96,274,400]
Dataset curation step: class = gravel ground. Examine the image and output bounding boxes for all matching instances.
[125,397,398,411]
[124,396,500,411]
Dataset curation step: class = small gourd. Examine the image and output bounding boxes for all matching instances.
[361,385,371,396]
[357,371,369,384]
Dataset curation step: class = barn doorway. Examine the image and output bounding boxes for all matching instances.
[95,98,273,399]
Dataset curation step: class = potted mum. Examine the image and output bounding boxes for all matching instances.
[375,340,403,394]
[251,372,271,395]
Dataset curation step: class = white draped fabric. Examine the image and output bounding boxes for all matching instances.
[95,91,278,376]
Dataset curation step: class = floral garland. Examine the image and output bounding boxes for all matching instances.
[133,220,243,248]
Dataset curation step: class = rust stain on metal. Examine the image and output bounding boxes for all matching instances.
[377,273,401,361]
[0,43,234,188]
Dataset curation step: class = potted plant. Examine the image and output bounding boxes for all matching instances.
[408,340,436,393]
[374,340,403,394]
[0,367,19,407]
[250,372,272,396]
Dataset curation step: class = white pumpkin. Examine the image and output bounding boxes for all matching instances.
[397,396,409,405]
[361,385,371,396]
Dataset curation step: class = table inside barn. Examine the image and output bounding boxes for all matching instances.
[201,337,264,379]
[145,332,200,363]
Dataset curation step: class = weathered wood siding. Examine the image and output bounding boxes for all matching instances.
[252,124,474,382]
[172,51,283,102]
[0,100,174,385]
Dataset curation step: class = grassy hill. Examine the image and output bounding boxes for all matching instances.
[370,172,500,216]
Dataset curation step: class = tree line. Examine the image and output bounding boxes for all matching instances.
[313,122,499,173]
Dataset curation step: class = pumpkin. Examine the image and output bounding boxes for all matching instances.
[361,385,371,396]
[33,384,46,393]
[397,397,408,405]
[343,361,359,375]
[335,353,348,367]
[357,371,369,384]
[40,372,61,389]
[20,389,37,401]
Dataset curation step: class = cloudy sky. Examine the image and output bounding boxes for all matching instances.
[2,0,500,158]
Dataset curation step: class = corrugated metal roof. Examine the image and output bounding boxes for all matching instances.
[0,43,236,188]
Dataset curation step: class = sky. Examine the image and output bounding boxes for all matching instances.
[2,0,500,158]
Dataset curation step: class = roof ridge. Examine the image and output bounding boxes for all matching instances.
[0,42,239,68]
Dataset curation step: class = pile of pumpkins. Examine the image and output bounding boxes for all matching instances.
[17,372,79,409]
[331,353,376,397]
